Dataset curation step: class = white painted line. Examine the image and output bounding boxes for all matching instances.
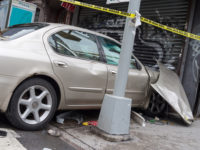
[0,128,26,150]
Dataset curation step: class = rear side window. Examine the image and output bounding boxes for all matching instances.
[98,36,121,66]
[0,23,48,40]
[48,30,100,61]
[98,36,137,69]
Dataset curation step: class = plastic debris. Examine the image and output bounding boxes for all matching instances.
[56,111,84,124]
[149,119,156,123]
[0,130,7,137]
[148,119,166,125]
[82,121,98,126]
[141,114,168,125]
[47,129,61,137]
[155,116,160,121]
[82,122,89,126]
[43,148,52,150]
[131,111,146,127]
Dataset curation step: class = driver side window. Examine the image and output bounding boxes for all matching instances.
[98,36,137,69]
[48,30,100,61]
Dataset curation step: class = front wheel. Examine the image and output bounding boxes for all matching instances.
[146,91,166,117]
[6,78,57,130]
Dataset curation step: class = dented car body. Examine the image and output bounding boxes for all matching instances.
[0,23,193,130]
[151,62,194,124]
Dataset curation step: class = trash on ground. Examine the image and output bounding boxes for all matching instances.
[145,116,167,125]
[56,111,84,124]
[0,130,7,137]
[43,148,52,150]
[148,119,166,125]
[82,121,98,126]
[141,114,169,125]
[155,116,160,121]
[131,111,146,127]
[47,129,61,137]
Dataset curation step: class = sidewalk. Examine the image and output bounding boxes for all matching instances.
[52,114,200,150]
[0,128,26,150]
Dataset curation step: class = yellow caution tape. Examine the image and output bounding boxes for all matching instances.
[141,17,200,41]
[61,0,135,18]
[60,0,200,41]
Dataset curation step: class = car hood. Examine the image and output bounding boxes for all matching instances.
[150,62,194,125]
[145,67,159,84]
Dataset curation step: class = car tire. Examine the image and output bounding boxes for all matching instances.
[146,91,166,117]
[6,78,58,131]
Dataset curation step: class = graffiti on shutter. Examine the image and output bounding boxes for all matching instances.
[78,0,189,70]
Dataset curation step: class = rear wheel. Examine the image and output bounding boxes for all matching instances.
[6,78,57,130]
[146,91,166,117]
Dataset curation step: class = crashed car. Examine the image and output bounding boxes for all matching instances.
[0,23,193,130]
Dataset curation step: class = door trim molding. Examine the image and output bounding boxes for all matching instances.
[68,87,104,93]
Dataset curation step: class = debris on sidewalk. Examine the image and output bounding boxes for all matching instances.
[56,111,84,124]
[43,148,52,150]
[143,115,168,125]
[0,130,7,137]
[47,129,61,137]
[155,116,160,121]
[131,111,146,127]
[82,121,98,126]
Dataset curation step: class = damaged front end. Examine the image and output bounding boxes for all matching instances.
[150,62,194,125]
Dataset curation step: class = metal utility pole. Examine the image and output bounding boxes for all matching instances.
[113,3,141,97]
[98,0,141,135]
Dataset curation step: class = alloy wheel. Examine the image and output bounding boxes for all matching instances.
[148,92,166,116]
[18,85,52,125]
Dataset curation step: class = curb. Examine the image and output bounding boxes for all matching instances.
[49,125,94,150]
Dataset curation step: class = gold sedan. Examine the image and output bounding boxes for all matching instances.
[0,23,193,130]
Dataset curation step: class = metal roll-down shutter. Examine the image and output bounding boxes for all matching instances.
[78,0,189,70]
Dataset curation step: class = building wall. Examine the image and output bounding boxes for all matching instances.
[182,0,200,116]
[195,74,200,116]
[0,0,9,30]
[25,0,45,22]
[26,0,68,24]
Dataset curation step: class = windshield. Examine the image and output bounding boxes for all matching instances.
[0,23,49,40]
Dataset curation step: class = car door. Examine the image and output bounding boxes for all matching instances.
[97,36,149,106]
[44,29,107,106]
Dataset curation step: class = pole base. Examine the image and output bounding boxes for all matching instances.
[91,126,132,142]
[97,94,132,135]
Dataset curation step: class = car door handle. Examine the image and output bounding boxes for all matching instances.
[53,61,68,68]
[111,70,117,74]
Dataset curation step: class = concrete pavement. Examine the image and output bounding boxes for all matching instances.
[0,114,75,150]
[0,128,26,150]
[51,110,200,150]
[1,110,200,150]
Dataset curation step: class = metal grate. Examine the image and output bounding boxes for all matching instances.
[78,0,189,70]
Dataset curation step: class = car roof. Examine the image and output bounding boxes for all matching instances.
[43,23,121,45]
